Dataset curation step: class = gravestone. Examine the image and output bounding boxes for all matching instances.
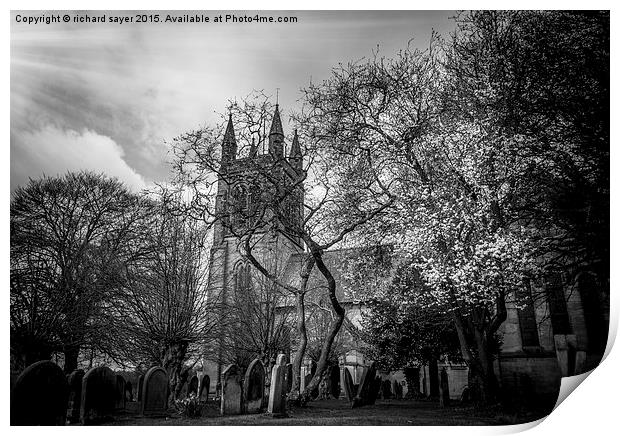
[439,368,450,407]
[81,366,117,424]
[392,380,403,400]
[137,374,144,402]
[244,358,266,413]
[125,380,134,402]
[66,369,84,424]
[329,366,341,398]
[284,363,293,393]
[341,367,355,402]
[352,363,377,408]
[300,367,308,392]
[267,354,287,416]
[140,366,168,416]
[115,375,126,410]
[188,375,199,397]
[381,379,392,399]
[199,374,210,401]
[221,364,242,415]
[368,376,381,405]
[11,360,69,425]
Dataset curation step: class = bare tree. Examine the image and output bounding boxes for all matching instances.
[10,172,149,373]
[169,90,393,404]
[108,191,220,402]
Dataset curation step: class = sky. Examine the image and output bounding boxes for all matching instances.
[10,10,457,192]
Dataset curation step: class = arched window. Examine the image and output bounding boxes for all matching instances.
[230,184,248,230]
[234,262,252,296]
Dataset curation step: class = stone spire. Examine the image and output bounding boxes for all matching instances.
[221,113,237,167]
[268,104,284,158]
[289,129,302,171]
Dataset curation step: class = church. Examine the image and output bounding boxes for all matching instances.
[201,104,609,405]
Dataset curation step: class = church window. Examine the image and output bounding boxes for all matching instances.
[545,272,572,335]
[517,281,540,348]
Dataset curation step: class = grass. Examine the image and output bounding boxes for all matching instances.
[102,398,551,426]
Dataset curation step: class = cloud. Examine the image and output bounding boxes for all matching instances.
[11,125,147,191]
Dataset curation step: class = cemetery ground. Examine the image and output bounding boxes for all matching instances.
[99,398,550,426]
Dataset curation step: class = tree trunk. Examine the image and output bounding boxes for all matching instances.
[291,256,314,400]
[161,341,189,405]
[291,293,307,396]
[298,242,345,405]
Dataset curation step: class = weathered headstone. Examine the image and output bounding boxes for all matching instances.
[267,354,287,416]
[125,380,134,402]
[199,374,210,401]
[244,358,266,413]
[221,364,243,415]
[300,367,308,392]
[81,366,117,424]
[137,374,144,402]
[66,369,84,424]
[140,366,168,416]
[115,375,126,411]
[329,365,341,398]
[11,360,69,425]
[352,363,377,408]
[439,368,450,407]
[341,367,355,402]
[188,375,199,397]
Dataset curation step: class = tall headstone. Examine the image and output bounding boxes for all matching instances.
[439,368,450,407]
[66,369,84,424]
[392,380,403,400]
[140,366,168,416]
[188,375,199,397]
[81,366,117,424]
[330,366,341,398]
[220,364,242,415]
[267,354,287,416]
[341,367,355,402]
[352,363,377,408]
[11,360,69,426]
[300,366,308,392]
[115,375,126,411]
[244,358,266,413]
[368,376,381,405]
[199,374,210,401]
[285,363,293,393]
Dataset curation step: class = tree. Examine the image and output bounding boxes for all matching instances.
[108,193,219,402]
[10,172,148,372]
[299,10,609,404]
[170,91,393,404]
[219,253,294,372]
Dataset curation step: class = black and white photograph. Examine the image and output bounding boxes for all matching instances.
[8,4,612,429]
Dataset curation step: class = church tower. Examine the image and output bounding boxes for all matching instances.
[204,104,304,385]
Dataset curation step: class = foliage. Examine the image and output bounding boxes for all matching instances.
[174,393,203,418]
